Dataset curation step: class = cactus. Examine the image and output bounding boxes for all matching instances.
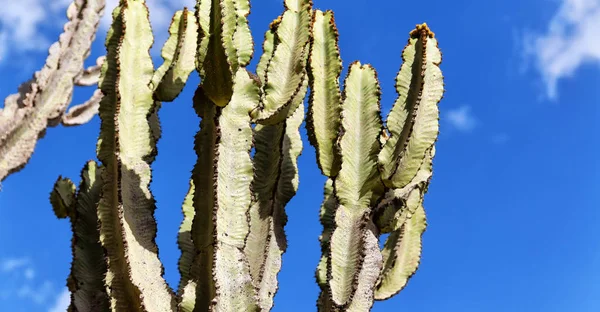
[46,1,444,311]
[307,12,444,310]
[0,0,106,182]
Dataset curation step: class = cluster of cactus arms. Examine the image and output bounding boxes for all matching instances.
[46,0,444,311]
[308,14,444,310]
[0,0,106,182]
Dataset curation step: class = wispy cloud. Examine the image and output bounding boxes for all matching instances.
[445,105,477,132]
[17,281,54,305]
[524,0,600,99]
[0,1,65,63]
[0,0,197,65]
[0,256,61,307]
[48,288,70,312]
[0,257,30,272]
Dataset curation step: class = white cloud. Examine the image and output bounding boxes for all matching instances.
[0,257,30,272]
[524,0,600,99]
[48,288,70,312]
[17,281,54,304]
[24,268,35,280]
[0,0,64,63]
[445,106,477,132]
[0,0,197,64]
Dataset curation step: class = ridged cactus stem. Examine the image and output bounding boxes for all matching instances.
[307,16,444,310]
[50,161,110,311]
[95,1,178,310]
[0,0,105,182]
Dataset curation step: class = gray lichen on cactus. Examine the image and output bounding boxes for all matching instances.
[0,0,106,182]
[307,14,444,310]
[45,1,444,311]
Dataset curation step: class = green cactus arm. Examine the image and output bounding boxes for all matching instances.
[245,123,284,284]
[212,68,261,311]
[375,204,427,300]
[50,177,77,219]
[375,147,434,233]
[315,178,336,290]
[189,86,219,310]
[194,0,210,77]
[251,0,312,124]
[196,0,253,107]
[378,24,443,189]
[177,181,196,294]
[68,161,110,311]
[328,62,384,307]
[221,0,253,68]
[346,222,383,311]
[0,0,104,182]
[255,17,279,82]
[198,0,233,106]
[95,2,175,311]
[307,9,343,178]
[151,8,198,102]
[176,181,197,312]
[256,103,304,311]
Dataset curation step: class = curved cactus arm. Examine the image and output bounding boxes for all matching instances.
[251,0,312,124]
[255,17,278,83]
[375,204,427,300]
[328,62,384,307]
[62,89,103,126]
[74,56,106,86]
[0,0,105,182]
[346,222,383,311]
[95,2,175,311]
[307,9,343,178]
[378,24,443,189]
[50,177,77,219]
[375,147,434,233]
[151,8,198,102]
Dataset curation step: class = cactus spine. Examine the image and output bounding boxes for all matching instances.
[47,1,444,311]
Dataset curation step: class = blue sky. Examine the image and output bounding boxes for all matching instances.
[0,0,599,311]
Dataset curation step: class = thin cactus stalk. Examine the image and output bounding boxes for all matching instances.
[0,0,106,182]
[307,12,444,310]
[44,1,444,311]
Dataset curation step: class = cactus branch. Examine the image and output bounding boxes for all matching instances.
[95,2,175,310]
[0,0,105,182]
